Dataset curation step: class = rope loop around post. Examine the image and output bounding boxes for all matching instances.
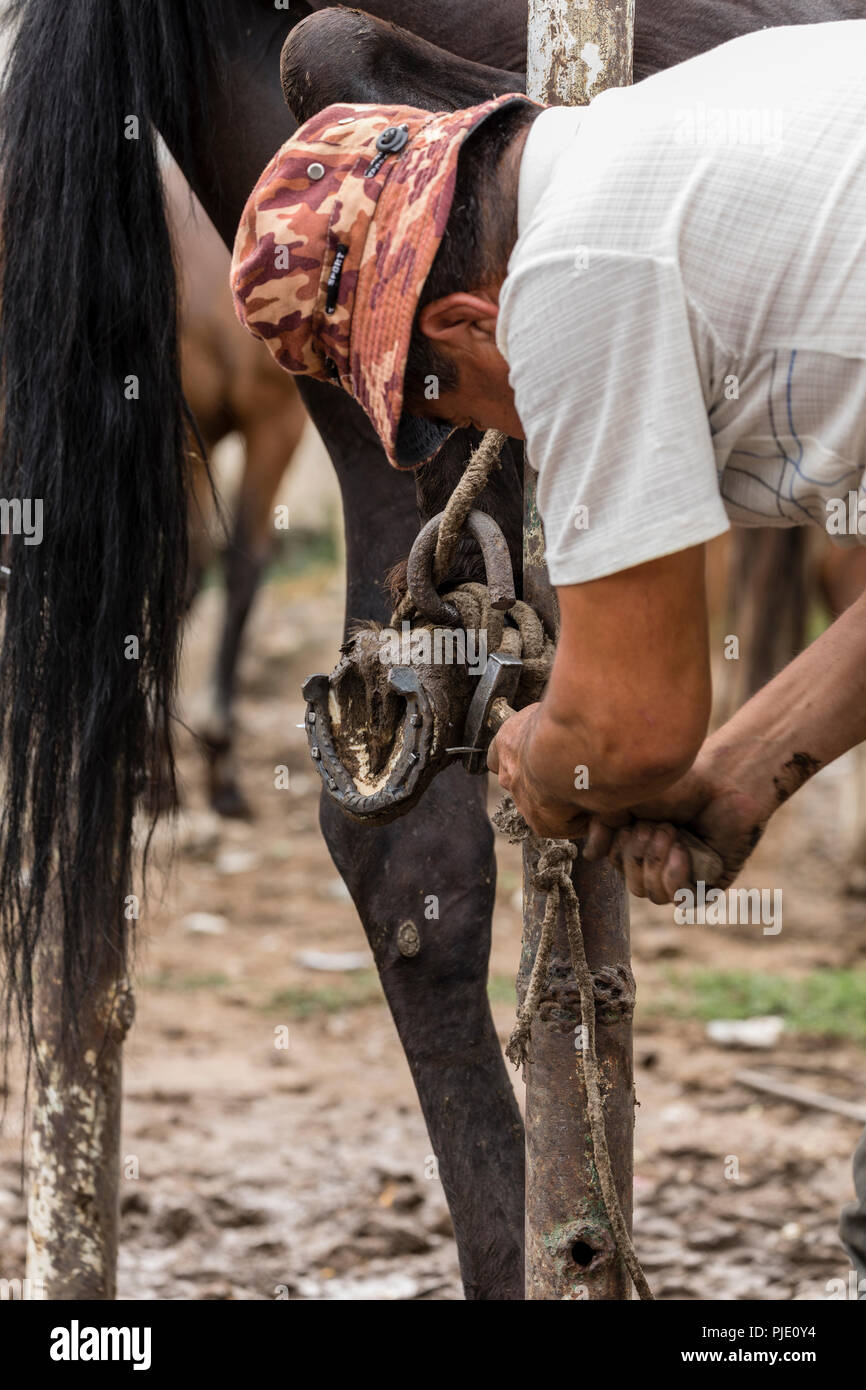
[492,795,654,1302]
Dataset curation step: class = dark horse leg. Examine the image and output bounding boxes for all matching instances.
[172,3,527,1297]
[306,400,526,1298]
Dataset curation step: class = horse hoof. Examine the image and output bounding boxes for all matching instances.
[301,622,476,827]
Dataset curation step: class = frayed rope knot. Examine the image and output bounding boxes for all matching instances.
[492,794,654,1302]
[532,841,576,891]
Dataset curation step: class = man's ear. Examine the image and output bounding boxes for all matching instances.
[418,291,499,348]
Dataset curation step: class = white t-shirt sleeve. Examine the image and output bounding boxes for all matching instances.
[498,248,731,585]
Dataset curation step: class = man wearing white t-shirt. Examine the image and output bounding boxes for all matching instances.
[233,17,866,1283]
[403,18,866,909]
[407,18,866,1288]
[234,16,866,939]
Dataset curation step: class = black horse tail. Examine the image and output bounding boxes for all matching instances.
[0,0,229,1066]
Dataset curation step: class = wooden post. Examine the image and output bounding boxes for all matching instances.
[25,922,133,1300]
[520,0,636,1300]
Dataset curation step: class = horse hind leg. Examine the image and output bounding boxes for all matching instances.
[198,387,307,817]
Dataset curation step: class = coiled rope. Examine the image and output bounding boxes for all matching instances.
[494,797,653,1301]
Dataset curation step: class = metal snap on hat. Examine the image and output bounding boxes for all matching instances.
[230,93,540,470]
[376,124,409,153]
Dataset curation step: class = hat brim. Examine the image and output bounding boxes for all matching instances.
[394,412,456,469]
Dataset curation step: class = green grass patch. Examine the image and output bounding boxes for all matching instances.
[652,967,866,1045]
[262,970,518,1019]
[267,524,339,580]
[497,870,520,898]
[805,599,832,647]
[488,973,518,1006]
[264,971,384,1019]
[197,523,339,592]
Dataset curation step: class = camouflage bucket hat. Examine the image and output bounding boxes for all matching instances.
[230,93,536,470]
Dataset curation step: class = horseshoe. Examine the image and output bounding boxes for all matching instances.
[301,665,436,824]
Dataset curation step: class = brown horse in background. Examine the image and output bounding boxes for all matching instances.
[167,160,309,817]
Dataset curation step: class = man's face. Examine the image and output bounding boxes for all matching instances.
[415,289,525,440]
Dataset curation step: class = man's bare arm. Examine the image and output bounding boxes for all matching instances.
[591,580,866,902]
[488,544,712,836]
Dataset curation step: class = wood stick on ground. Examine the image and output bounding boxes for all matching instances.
[735,1069,866,1124]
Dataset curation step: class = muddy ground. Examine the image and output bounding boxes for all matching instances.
[2,450,865,1301]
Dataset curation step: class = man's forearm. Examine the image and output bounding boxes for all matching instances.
[594,586,866,902]
[488,545,712,836]
[695,584,866,817]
